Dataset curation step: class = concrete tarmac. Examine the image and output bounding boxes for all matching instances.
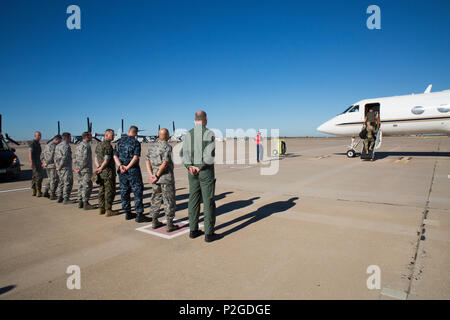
[0,136,449,299]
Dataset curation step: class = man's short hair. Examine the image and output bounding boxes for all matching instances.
[129,126,138,134]
[54,135,62,140]
[82,131,91,139]
[62,132,71,139]
[195,110,207,121]
[105,129,114,135]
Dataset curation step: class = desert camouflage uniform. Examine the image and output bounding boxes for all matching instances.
[54,141,73,199]
[95,141,116,210]
[28,140,43,192]
[41,141,59,195]
[147,139,176,223]
[74,140,93,202]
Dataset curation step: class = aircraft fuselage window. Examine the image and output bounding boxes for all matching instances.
[411,106,425,115]
[437,105,450,113]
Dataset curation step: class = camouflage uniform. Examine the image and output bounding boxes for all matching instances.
[41,141,59,196]
[181,124,216,235]
[28,140,43,194]
[147,139,176,223]
[54,141,73,200]
[74,140,93,202]
[95,141,116,210]
[114,136,144,214]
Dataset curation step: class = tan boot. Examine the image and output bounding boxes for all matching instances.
[99,208,106,215]
[37,188,43,197]
[152,218,164,229]
[166,220,180,232]
[83,202,95,210]
[105,209,119,217]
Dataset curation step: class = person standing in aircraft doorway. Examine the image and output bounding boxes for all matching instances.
[365,108,380,131]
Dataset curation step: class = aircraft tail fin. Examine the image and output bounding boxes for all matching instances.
[424,84,432,93]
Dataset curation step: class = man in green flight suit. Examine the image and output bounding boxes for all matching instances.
[181,110,222,243]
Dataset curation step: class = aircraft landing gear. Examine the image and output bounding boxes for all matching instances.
[346,137,361,158]
[346,149,356,158]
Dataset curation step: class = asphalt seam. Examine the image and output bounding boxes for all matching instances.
[405,141,440,298]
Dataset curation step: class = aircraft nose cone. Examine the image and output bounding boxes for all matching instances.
[317,121,329,134]
[317,119,336,135]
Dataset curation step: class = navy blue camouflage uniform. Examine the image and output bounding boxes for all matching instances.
[114,136,144,214]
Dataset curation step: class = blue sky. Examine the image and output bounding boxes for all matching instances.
[1,0,450,139]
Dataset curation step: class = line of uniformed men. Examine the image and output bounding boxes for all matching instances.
[28,110,222,241]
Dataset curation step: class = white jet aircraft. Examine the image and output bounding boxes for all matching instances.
[317,85,450,158]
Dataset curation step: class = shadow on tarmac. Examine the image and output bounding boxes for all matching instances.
[0,285,16,295]
[174,191,234,213]
[215,197,299,238]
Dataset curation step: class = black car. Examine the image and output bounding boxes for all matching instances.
[0,137,21,179]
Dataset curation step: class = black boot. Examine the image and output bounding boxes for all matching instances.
[43,190,50,198]
[189,230,204,239]
[135,213,152,223]
[205,233,223,243]
[50,193,57,200]
[125,211,137,220]
[78,200,84,209]
[57,196,63,203]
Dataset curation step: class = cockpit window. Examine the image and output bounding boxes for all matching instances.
[349,105,359,112]
[341,105,359,114]
[341,106,354,114]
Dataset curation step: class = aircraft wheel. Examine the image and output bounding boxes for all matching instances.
[346,149,356,158]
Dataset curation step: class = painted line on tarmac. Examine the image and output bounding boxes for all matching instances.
[0,187,31,193]
[136,219,202,239]
[380,287,407,300]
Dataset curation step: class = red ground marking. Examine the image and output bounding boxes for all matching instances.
[141,221,190,236]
